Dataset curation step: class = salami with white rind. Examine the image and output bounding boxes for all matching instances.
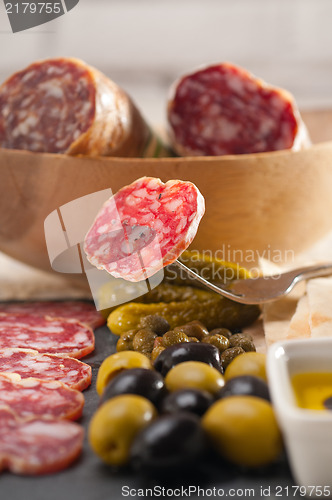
[168,62,310,156]
[0,301,105,330]
[0,313,95,359]
[0,349,91,391]
[84,177,205,281]
[0,58,162,157]
[0,407,84,475]
[0,373,84,420]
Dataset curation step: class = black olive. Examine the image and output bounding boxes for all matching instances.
[130,412,207,473]
[323,396,332,410]
[232,328,242,334]
[100,368,167,408]
[161,389,214,416]
[154,342,222,376]
[217,375,270,402]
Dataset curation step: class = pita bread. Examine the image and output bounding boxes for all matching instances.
[263,281,306,347]
[286,295,310,340]
[307,277,332,338]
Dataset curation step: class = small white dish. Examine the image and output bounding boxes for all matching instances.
[267,338,332,494]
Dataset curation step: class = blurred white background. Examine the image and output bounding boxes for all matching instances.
[0,0,331,125]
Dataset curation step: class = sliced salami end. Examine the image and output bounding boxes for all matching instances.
[83,176,205,282]
[0,313,95,359]
[0,373,84,420]
[0,58,152,157]
[0,407,84,475]
[0,348,92,391]
[0,300,105,330]
[0,59,96,154]
[168,62,310,156]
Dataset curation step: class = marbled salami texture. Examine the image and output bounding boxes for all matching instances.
[0,57,152,157]
[0,59,96,153]
[84,177,205,281]
[0,373,84,420]
[0,313,95,359]
[168,62,310,156]
[0,301,105,330]
[0,348,91,391]
[0,407,84,475]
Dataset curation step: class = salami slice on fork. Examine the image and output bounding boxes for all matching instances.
[84,176,205,282]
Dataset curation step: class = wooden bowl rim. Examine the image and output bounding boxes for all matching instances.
[1,140,332,166]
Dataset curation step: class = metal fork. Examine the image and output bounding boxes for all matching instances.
[174,260,332,305]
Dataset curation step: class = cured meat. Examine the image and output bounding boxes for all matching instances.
[0,58,167,157]
[0,348,91,391]
[0,407,83,475]
[0,373,84,420]
[84,176,205,281]
[168,62,310,156]
[0,313,95,359]
[0,300,105,330]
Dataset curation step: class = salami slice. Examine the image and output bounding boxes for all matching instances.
[0,349,91,391]
[168,62,310,156]
[0,58,167,157]
[84,176,205,281]
[0,313,95,359]
[0,301,105,330]
[0,373,84,420]
[0,407,84,475]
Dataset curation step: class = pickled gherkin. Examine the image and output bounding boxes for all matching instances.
[164,250,252,287]
[138,283,214,304]
[107,296,260,335]
[98,250,253,314]
[104,251,259,336]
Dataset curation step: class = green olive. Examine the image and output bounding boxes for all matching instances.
[96,351,153,395]
[224,352,267,382]
[202,396,282,467]
[89,395,156,466]
[165,361,224,395]
[151,344,165,362]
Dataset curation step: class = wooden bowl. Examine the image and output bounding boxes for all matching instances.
[1,110,332,275]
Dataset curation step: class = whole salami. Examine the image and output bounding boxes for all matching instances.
[0,58,167,157]
[0,300,105,330]
[167,62,310,156]
[0,348,91,391]
[84,176,205,282]
[0,373,84,420]
[0,313,95,359]
[0,407,84,475]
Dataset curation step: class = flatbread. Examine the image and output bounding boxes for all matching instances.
[286,295,310,340]
[307,277,332,338]
[263,281,306,347]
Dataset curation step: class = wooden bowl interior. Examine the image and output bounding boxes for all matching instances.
[0,110,332,275]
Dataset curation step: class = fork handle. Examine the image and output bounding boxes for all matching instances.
[292,263,332,283]
[174,259,237,300]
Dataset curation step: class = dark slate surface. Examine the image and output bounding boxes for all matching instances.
[1,325,300,500]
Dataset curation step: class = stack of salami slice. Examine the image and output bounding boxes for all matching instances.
[0,301,104,475]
